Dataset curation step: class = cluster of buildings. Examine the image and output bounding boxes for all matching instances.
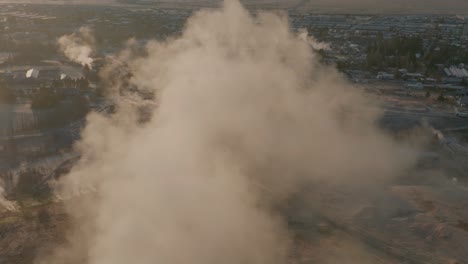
[288,14,468,93]
[0,65,85,96]
[444,65,468,78]
[290,14,468,40]
[0,3,467,166]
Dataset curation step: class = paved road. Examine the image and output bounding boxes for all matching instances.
[0,102,112,142]
[443,125,468,132]
[382,105,468,131]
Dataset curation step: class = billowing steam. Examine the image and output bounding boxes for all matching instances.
[298,29,330,51]
[42,1,419,263]
[58,26,96,68]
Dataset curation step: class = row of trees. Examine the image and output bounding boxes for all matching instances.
[50,77,90,91]
[366,36,423,70]
[367,35,423,57]
[31,88,90,129]
[36,95,89,129]
[366,35,468,78]
[0,81,15,104]
[31,88,61,109]
[425,43,468,67]
[0,75,92,130]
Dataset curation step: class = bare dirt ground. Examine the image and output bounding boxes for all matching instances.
[0,202,68,264]
[288,182,468,264]
[2,82,468,264]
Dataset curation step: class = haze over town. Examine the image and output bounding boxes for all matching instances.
[0,0,467,13]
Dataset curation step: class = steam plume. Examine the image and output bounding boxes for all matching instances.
[58,26,96,68]
[42,1,419,263]
[0,183,17,212]
[298,29,330,50]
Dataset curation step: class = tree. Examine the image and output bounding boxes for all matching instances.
[50,79,63,90]
[82,64,91,77]
[67,95,90,119]
[0,81,15,103]
[395,70,401,79]
[31,88,60,109]
[437,93,445,101]
[78,78,90,91]
[16,169,44,198]
[461,78,467,86]
[367,49,383,68]
[425,91,431,98]
[37,209,51,226]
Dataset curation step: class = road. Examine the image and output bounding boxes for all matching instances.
[0,101,112,142]
[382,105,468,132]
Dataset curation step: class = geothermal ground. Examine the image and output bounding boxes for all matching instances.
[1,84,468,264]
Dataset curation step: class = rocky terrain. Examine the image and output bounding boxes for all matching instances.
[0,201,67,264]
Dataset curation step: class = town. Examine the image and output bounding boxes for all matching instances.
[0,2,468,263]
[1,5,467,168]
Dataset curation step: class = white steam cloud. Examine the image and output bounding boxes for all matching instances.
[58,26,96,68]
[42,1,419,263]
[0,183,17,212]
[298,29,330,51]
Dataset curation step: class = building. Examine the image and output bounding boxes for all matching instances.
[377,72,395,80]
[459,96,468,107]
[444,66,468,78]
[463,24,468,38]
[25,68,40,79]
[405,82,423,90]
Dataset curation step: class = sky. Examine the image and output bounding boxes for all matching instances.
[0,0,467,13]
